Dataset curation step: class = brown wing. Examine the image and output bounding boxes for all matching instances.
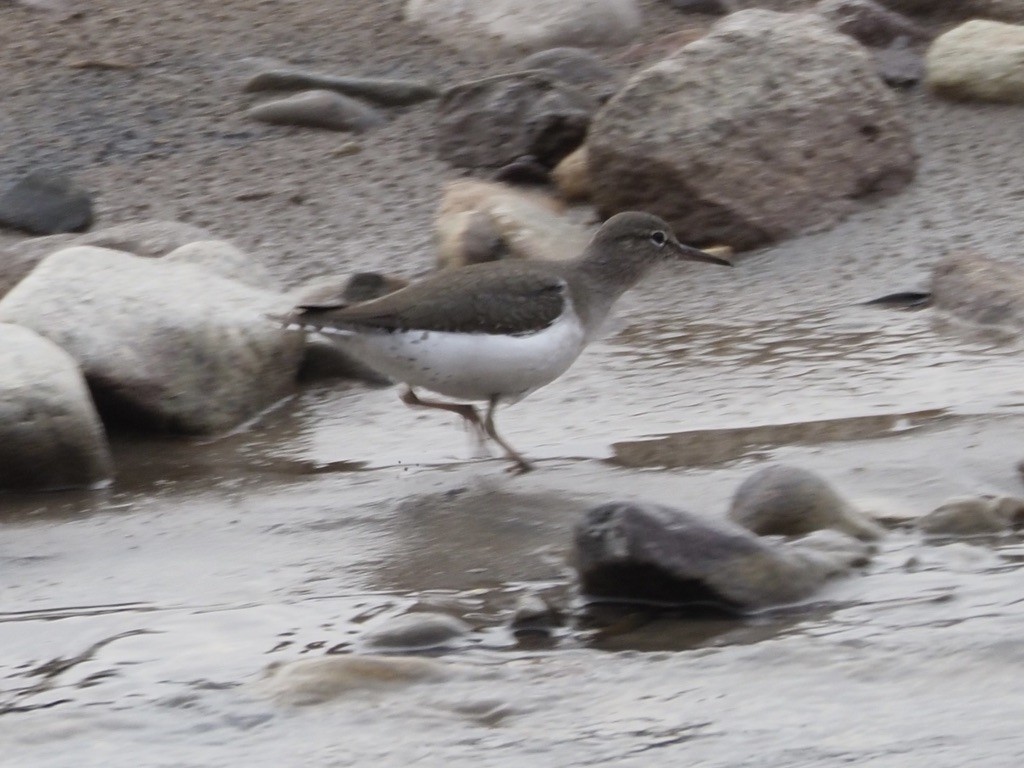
[297,262,568,335]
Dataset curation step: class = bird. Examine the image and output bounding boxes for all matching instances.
[288,211,731,473]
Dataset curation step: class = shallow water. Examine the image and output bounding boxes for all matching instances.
[4,261,1024,766]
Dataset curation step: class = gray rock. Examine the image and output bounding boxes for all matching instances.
[918,496,1024,536]
[0,323,112,491]
[1,220,217,298]
[588,10,917,250]
[0,246,304,434]
[873,39,926,88]
[573,501,870,610]
[729,464,884,540]
[516,47,621,102]
[438,71,596,169]
[405,0,642,52]
[243,68,439,106]
[361,612,472,651]
[164,240,277,289]
[248,90,386,132]
[664,0,731,14]
[930,252,1024,328]
[0,170,93,235]
[816,0,930,47]
[926,20,1024,103]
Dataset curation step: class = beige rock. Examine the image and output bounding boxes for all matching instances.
[926,20,1024,102]
[436,179,590,269]
[0,246,303,434]
[551,145,591,202]
[255,654,455,706]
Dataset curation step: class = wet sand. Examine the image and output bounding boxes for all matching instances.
[3,1,1024,766]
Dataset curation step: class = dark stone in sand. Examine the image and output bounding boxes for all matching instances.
[492,155,552,186]
[874,40,925,88]
[244,68,439,106]
[817,0,930,47]
[573,501,870,610]
[516,47,621,102]
[0,170,93,235]
[437,71,596,169]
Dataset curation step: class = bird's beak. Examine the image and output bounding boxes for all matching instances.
[670,238,733,267]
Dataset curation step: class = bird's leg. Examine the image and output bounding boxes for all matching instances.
[484,395,533,475]
[400,387,488,448]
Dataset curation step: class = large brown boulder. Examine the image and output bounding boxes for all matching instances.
[588,10,917,250]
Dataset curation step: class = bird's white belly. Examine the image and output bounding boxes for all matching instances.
[326,310,587,402]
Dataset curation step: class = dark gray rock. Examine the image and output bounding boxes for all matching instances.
[243,68,439,106]
[0,323,112,491]
[729,464,884,540]
[437,71,597,169]
[588,10,917,250]
[664,0,731,14]
[874,39,926,87]
[816,0,930,47]
[573,501,870,610]
[931,252,1024,328]
[0,246,304,434]
[248,90,386,132]
[0,170,93,235]
[516,47,621,102]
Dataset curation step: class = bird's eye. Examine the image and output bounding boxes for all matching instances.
[650,230,667,247]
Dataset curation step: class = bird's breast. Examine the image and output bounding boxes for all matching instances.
[328,303,588,402]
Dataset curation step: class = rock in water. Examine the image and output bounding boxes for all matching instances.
[361,612,472,651]
[0,323,112,491]
[573,501,870,610]
[0,246,304,433]
[588,10,916,250]
[918,496,1024,536]
[926,20,1024,103]
[0,170,93,235]
[256,655,454,706]
[729,464,884,540]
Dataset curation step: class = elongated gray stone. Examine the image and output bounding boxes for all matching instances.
[244,68,438,106]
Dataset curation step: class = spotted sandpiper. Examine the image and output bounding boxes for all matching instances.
[289,211,731,472]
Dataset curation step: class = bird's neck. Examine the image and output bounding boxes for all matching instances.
[570,247,655,337]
